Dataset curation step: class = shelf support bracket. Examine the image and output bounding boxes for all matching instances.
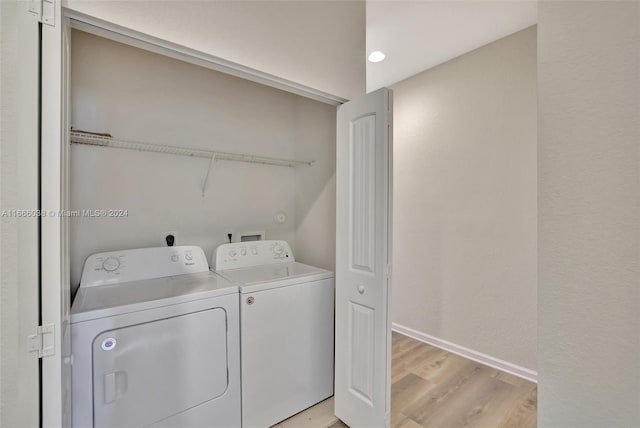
[201,153,216,197]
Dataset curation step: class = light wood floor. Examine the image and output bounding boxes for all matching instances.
[390,332,536,428]
[326,332,537,428]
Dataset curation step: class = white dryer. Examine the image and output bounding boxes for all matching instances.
[71,246,240,428]
[212,240,335,428]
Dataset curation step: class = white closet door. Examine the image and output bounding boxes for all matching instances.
[335,88,393,428]
[41,9,72,428]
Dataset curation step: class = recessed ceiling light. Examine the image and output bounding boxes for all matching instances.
[368,51,386,63]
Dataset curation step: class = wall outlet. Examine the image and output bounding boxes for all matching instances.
[161,231,178,247]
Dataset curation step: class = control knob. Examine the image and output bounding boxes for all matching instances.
[102,256,120,272]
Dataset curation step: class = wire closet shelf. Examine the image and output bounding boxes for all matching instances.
[69,131,315,168]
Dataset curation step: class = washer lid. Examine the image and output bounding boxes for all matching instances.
[70,271,238,323]
[216,262,334,293]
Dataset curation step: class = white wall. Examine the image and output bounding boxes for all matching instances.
[293,98,337,271]
[64,0,365,101]
[391,27,537,371]
[69,30,336,290]
[538,2,640,426]
[0,1,40,426]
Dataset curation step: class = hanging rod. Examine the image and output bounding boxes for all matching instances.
[69,131,314,167]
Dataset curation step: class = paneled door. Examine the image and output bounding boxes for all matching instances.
[334,88,393,427]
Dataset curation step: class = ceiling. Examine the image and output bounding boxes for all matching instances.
[366,0,537,91]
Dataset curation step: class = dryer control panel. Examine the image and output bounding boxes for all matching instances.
[213,240,294,270]
[80,246,210,288]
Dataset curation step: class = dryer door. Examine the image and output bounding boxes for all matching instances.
[92,308,228,428]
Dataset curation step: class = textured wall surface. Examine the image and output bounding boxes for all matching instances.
[70,30,336,291]
[538,2,640,426]
[64,0,365,100]
[391,27,537,371]
[0,1,40,426]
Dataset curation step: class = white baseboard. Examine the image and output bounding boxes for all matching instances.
[392,323,537,383]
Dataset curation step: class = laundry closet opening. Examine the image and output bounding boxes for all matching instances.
[68,28,337,293]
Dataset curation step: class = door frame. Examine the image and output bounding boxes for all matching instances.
[63,10,346,106]
[41,3,73,426]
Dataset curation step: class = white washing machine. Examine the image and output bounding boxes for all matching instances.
[212,240,335,428]
[70,246,241,428]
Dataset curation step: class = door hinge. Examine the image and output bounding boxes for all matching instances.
[386,263,392,279]
[28,324,56,358]
[28,0,55,26]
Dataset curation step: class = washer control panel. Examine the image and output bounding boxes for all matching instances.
[79,246,209,288]
[213,240,294,270]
